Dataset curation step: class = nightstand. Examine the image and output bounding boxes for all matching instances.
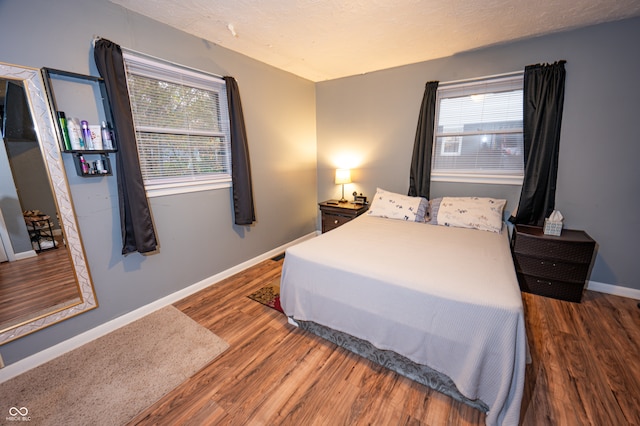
[319,201,369,233]
[511,224,596,303]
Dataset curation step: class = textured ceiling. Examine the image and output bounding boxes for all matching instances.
[109,0,640,82]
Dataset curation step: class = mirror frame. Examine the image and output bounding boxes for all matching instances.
[0,62,98,344]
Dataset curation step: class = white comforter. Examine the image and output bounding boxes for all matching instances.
[280,214,526,426]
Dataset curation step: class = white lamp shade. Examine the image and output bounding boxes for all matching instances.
[335,168,352,184]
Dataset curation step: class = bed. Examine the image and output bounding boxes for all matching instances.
[280,192,527,426]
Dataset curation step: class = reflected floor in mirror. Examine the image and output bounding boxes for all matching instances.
[0,240,80,331]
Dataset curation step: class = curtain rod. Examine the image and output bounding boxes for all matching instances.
[92,35,228,81]
[440,70,523,87]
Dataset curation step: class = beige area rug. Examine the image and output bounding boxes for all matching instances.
[0,305,228,425]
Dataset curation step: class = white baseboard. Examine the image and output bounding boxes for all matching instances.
[0,232,316,383]
[14,250,37,260]
[587,280,640,300]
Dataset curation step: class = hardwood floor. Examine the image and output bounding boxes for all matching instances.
[0,243,79,329]
[129,257,640,425]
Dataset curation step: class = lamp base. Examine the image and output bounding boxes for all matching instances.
[339,184,348,203]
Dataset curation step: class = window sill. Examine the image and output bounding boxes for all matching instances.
[146,180,232,198]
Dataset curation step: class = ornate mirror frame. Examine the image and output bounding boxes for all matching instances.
[0,62,98,344]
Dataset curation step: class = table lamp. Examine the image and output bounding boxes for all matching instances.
[335,168,351,203]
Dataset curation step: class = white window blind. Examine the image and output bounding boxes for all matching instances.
[122,52,232,196]
[433,74,524,184]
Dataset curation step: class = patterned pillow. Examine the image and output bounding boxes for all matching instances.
[436,196,506,233]
[367,188,428,222]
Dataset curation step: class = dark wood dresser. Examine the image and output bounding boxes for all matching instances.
[511,224,596,303]
[319,201,369,233]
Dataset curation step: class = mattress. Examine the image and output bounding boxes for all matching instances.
[280,214,527,426]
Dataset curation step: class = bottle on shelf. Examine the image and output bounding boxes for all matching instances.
[95,159,106,174]
[67,118,84,150]
[101,121,114,150]
[81,120,93,149]
[79,155,89,174]
[57,111,72,151]
[89,124,103,150]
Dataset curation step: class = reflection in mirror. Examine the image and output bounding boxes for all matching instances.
[0,79,81,329]
[0,62,98,344]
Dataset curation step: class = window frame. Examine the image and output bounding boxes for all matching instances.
[122,51,232,198]
[431,72,524,186]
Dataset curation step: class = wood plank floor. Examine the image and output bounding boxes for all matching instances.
[128,257,640,425]
[0,243,79,330]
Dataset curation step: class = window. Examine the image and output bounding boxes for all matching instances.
[432,74,524,184]
[122,52,232,197]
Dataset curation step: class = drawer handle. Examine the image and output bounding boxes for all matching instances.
[334,219,339,224]
[536,279,553,286]
[540,261,557,267]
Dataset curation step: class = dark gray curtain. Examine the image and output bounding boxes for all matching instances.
[94,38,158,254]
[511,61,566,226]
[223,76,255,225]
[408,81,439,199]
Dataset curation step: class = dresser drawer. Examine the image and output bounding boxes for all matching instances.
[517,273,585,303]
[322,212,352,232]
[512,231,595,264]
[513,255,590,283]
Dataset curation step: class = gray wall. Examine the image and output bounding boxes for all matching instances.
[0,0,317,365]
[316,18,640,291]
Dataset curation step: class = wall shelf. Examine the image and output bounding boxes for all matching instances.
[72,152,113,177]
[41,67,117,177]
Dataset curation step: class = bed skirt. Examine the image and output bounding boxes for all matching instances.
[294,318,489,413]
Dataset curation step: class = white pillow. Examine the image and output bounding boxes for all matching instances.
[367,188,428,222]
[436,196,506,233]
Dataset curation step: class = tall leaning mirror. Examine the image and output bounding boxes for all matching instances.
[0,62,97,344]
